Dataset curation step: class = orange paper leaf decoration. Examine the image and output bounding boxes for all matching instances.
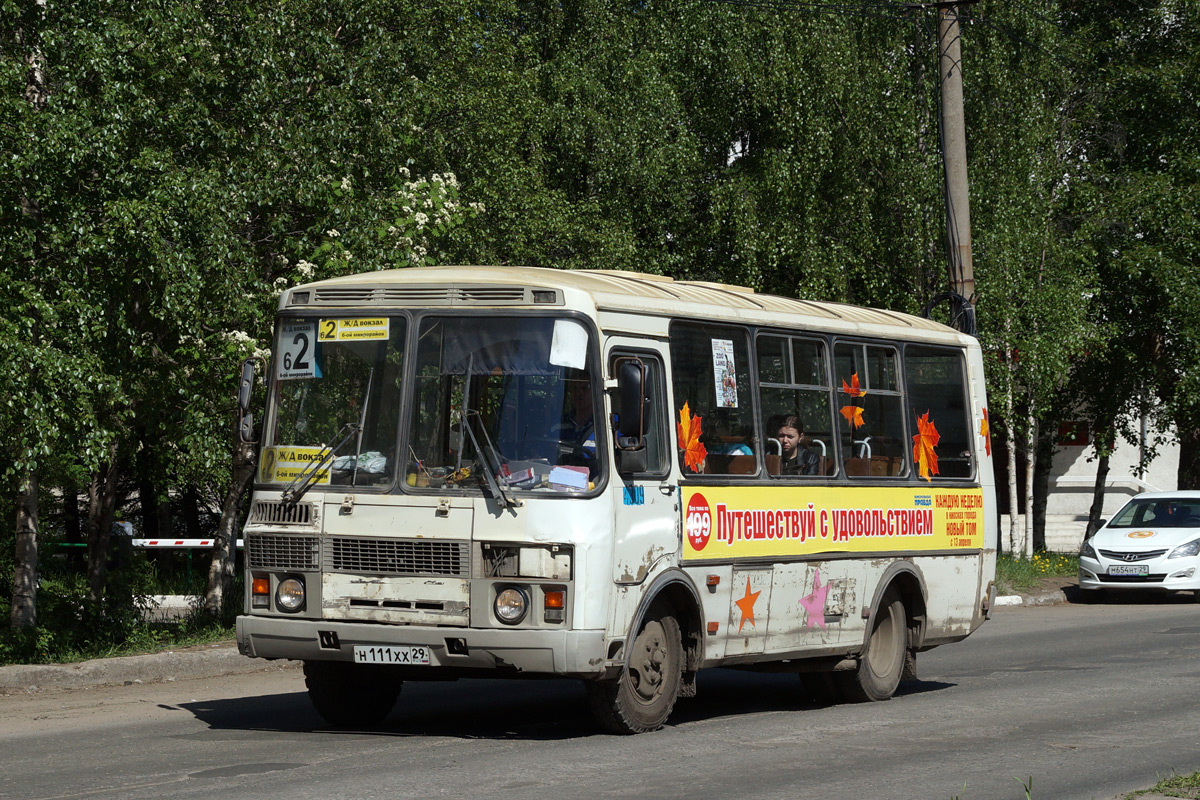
[677,401,708,472]
[980,408,992,456]
[840,405,865,429]
[913,411,941,482]
[841,373,866,398]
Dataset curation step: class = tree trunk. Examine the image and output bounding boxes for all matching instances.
[1003,361,1020,554]
[205,439,256,616]
[86,449,120,605]
[136,437,161,540]
[1178,427,1200,491]
[183,488,202,539]
[1087,451,1111,538]
[1033,425,1054,552]
[10,472,38,629]
[1024,413,1036,558]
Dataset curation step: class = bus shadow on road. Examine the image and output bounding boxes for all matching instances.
[181,678,599,740]
[671,669,954,725]
[180,669,956,740]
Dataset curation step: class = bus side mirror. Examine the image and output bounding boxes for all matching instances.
[614,357,648,474]
[237,358,258,444]
[614,358,647,443]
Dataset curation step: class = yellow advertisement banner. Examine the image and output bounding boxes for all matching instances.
[682,485,983,560]
[318,318,389,341]
[258,446,332,485]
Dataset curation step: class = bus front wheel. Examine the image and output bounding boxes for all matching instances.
[587,610,683,734]
[836,589,907,703]
[304,660,402,728]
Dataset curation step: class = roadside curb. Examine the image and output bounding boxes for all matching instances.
[0,644,298,693]
[995,589,1069,608]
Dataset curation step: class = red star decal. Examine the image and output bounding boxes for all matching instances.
[735,577,761,633]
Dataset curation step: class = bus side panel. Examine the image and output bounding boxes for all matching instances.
[765,559,866,654]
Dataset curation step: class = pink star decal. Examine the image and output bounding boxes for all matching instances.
[799,568,830,630]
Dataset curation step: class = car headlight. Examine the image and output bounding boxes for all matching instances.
[494,587,529,624]
[275,576,306,612]
[1080,538,1097,559]
[1169,539,1200,559]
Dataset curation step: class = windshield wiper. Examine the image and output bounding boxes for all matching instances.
[281,421,360,506]
[350,367,375,485]
[461,409,521,509]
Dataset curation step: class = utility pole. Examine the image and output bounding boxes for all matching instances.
[937,2,975,306]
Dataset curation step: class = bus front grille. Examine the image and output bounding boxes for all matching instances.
[323,538,470,578]
[249,500,317,526]
[246,534,320,571]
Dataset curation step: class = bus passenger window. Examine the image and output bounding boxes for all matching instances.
[669,323,755,476]
[834,342,908,478]
[904,346,974,479]
[756,334,834,478]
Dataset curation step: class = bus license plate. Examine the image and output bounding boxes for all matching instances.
[353,645,431,665]
[1107,564,1149,576]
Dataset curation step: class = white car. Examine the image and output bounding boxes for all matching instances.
[1079,491,1200,601]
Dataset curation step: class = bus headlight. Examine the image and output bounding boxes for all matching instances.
[494,587,528,624]
[275,577,306,612]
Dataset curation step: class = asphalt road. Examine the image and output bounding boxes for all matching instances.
[3,597,1199,800]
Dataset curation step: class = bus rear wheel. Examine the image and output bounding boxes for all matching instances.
[304,660,402,728]
[836,589,907,703]
[587,610,683,734]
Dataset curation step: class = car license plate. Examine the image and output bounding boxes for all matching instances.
[1107,564,1149,576]
[353,645,431,665]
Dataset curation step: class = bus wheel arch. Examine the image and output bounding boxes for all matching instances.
[587,571,703,734]
[838,562,928,702]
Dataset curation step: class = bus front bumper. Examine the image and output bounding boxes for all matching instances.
[237,615,608,678]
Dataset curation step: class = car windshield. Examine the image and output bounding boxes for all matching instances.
[261,316,406,489]
[1109,498,1200,528]
[406,316,601,495]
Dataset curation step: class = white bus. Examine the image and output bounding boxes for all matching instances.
[236,266,997,733]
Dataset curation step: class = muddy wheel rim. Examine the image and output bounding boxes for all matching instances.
[628,619,668,704]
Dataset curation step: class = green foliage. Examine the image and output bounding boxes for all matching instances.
[4,0,1199,655]
[1126,769,1200,799]
[0,549,242,665]
[995,552,1080,595]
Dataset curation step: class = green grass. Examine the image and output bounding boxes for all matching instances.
[994,552,1079,596]
[1125,770,1200,799]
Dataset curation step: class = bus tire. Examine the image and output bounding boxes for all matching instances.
[304,660,401,728]
[836,589,907,703]
[587,610,683,734]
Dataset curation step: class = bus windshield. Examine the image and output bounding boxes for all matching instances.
[264,316,406,488]
[406,315,600,495]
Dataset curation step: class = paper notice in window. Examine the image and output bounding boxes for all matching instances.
[550,319,588,370]
[549,465,589,490]
[712,338,738,408]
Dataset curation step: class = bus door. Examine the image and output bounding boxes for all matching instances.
[606,344,678,587]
